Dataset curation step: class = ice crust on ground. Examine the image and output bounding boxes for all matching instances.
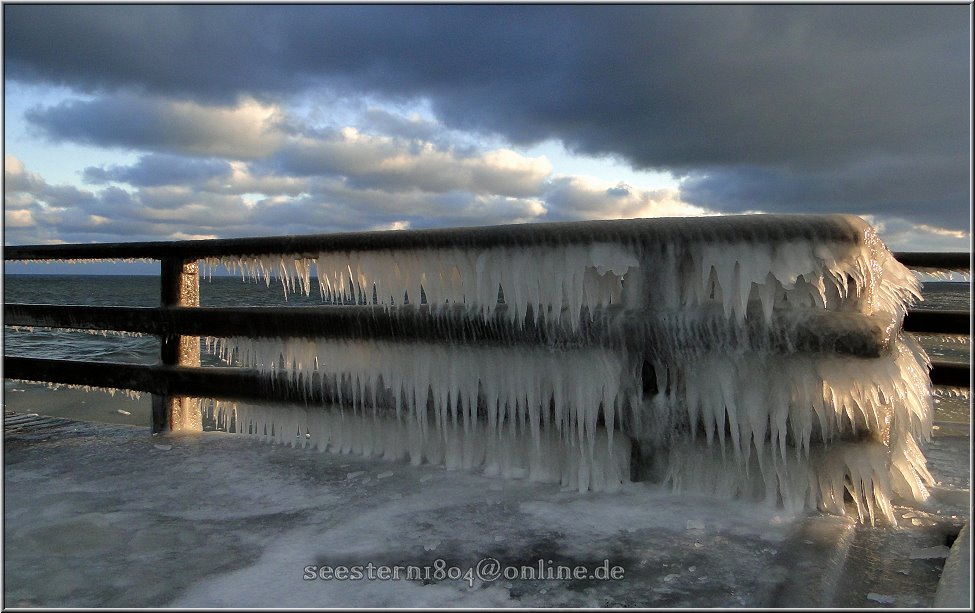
[4,423,809,607]
[203,214,932,524]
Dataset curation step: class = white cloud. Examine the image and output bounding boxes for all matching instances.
[5,154,25,174]
[370,220,412,231]
[3,153,553,244]
[866,216,972,252]
[914,223,969,240]
[9,148,964,255]
[150,97,285,159]
[277,128,552,197]
[214,161,309,196]
[7,118,715,249]
[545,175,708,221]
[5,153,45,194]
[28,96,286,160]
[4,208,35,228]
[49,96,556,200]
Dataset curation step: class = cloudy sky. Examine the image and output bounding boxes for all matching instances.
[3,4,971,273]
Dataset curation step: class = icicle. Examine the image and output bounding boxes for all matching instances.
[11,379,143,400]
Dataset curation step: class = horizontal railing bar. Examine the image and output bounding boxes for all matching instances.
[5,356,968,406]
[8,303,968,339]
[902,310,970,335]
[2,215,874,261]
[929,362,971,388]
[2,357,325,405]
[893,252,970,271]
[1,302,533,339]
[3,303,904,357]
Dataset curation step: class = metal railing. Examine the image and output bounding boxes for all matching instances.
[3,227,970,432]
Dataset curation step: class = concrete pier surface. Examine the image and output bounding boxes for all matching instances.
[3,411,969,608]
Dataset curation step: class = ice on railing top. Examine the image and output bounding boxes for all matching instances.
[203,214,921,327]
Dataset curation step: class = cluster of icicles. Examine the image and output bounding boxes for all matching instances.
[201,214,933,524]
[15,379,143,400]
[7,325,147,338]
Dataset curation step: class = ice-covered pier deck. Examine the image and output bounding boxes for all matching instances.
[3,410,968,608]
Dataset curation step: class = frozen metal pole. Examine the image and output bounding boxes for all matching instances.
[152,258,202,433]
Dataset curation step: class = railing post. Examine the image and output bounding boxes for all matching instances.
[153,258,201,433]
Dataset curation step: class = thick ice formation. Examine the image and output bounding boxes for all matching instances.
[205,339,635,492]
[206,400,631,492]
[208,243,637,329]
[204,214,932,523]
[205,216,918,326]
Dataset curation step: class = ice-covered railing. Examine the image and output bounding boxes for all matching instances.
[202,215,920,329]
[3,215,969,524]
[893,252,972,281]
[191,215,931,523]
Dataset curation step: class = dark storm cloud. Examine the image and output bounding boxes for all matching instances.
[681,154,970,229]
[4,4,552,103]
[5,4,970,229]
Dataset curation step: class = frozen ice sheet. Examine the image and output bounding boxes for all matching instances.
[5,413,964,608]
[3,422,799,608]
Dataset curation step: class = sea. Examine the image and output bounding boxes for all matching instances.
[1,274,971,427]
